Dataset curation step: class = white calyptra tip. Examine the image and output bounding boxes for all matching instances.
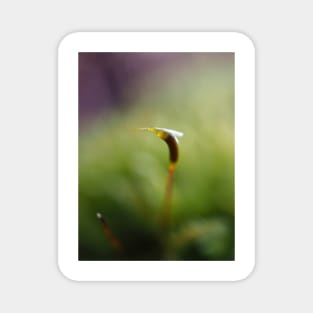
[154,128,184,139]
[138,127,184,142]
[96,213,102,219]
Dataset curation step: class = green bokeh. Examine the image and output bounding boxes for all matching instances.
[79,56,234,260]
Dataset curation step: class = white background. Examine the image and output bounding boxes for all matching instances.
[58,32,255,281]
[0,1,312,312]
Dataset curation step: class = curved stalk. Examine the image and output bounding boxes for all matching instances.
[138,127,183,228]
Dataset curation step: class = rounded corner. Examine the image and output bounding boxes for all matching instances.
[58,31,81,53]
[57,260,80,282]
[234,260,256,282]
[231,31,256,52]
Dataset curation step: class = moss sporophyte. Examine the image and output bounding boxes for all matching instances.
[97,127,184,253]
[96,212,124,252]
[137,127,183,227]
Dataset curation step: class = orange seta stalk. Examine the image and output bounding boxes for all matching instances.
[161,162,176,227]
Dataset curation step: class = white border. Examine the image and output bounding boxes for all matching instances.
[58,32,255,281]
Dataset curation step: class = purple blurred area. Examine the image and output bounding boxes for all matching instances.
[79,53,232,128]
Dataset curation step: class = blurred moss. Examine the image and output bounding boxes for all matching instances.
[79,56,234,260]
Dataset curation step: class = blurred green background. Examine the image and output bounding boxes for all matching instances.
[79,53,234,260]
